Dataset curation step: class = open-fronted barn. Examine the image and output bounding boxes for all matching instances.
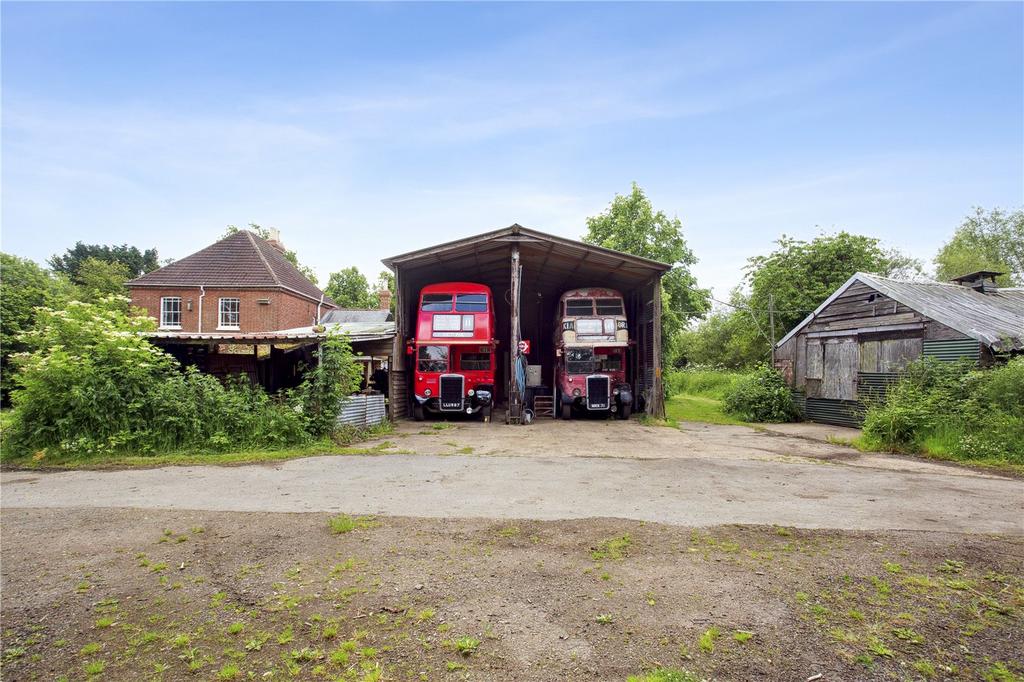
[774,270,1024,426]
[382,224,671,421]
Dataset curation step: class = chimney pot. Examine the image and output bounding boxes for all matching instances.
[377,289,392,310]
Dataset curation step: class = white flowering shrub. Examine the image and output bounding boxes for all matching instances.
[5,296,306,457]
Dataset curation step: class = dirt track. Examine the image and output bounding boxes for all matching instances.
[2,508,1022,681]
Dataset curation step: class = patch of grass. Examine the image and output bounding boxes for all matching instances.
[94,617,114,628]
[698,626,721,654]
[83,660,106,676]
[216,663,240,679]
[79,642,102,655]
[913,659,937,679]
[591,534,632,561]
[733,630,753,643]
[445,661,465,672]
[417,608,435,621]
[453,636,479,656]
[666,394,745,425]
[498,525,520,538]
[227,621,244,635]
[277,625,294,645]
[883,561,902,574]
[595,614,614,625]
[628,669,702,682]
[328,514,377,535]
[2,437,395,470]
[866,637,894,658]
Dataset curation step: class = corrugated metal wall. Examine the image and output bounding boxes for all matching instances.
[922,339,980,362]
[804,398,865,428]
[337,394,387,427]
[857,372,900,400]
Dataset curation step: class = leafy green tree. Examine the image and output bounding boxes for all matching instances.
[584,183,710,365]
[934,207,1023,285]
[746,231,921,340]
[324,267,376,308]
[0,253,75,400]
[75,257,132,301]
[49,242,159,280]
[677,290,765,369]
[222,224,319,285]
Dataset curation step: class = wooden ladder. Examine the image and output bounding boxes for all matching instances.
[532,394,555,418]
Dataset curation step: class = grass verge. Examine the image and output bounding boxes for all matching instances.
[666,394,746,426]
[0,423,400,471]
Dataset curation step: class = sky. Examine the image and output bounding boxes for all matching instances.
[2,1,1022,301]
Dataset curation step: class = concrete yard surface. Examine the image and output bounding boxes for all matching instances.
[3,418,1022,534]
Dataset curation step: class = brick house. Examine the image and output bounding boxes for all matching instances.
[128,229,336,333]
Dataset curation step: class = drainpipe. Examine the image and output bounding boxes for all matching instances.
[198,285,206,333]
[316,293,325,325]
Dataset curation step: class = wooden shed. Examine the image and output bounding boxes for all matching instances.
[382,224,671,421]
[774,271,1024,426]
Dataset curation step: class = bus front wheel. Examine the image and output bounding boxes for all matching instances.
[413,404,425,422]
[481,405,492,423]
[620,404,632,420]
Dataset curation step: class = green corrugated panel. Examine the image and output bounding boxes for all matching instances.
[805,398,865,428]
[858,372,900,400]
[790,388,806,416]
[922,339,980,362]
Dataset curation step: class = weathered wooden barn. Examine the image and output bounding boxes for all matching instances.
[774,270,1024,426]
[382,224,671,421]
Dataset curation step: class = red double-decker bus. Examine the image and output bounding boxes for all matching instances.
[410,282,496,421]
[554,287,633,419]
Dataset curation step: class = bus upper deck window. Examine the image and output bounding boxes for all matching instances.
[595,298,623,315]
[565,299,594,316]
[421,294,453,311]
[455,294,487,312]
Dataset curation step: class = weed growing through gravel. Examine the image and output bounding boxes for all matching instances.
[453,636,479,656]
[591,534,632,560]
[698,626,721,653]
[733,630,753,643]
[328,514,377,535]
[595,614,614,624]
[627,668,702,682]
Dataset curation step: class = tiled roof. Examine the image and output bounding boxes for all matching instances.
[128,231,335,306]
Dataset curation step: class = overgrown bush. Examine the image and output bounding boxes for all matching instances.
[862,357,1024,464]
[2,296,356,459]
[287,333,362,438]
[721,365,797,423]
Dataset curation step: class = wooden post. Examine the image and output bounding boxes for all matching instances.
[508,245,521,424]
[650,277,665,419]
[389,267,404,420]
[769,293,776,365]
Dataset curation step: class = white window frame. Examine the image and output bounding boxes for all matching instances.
[159,296,181,329]
[218,297,240,330]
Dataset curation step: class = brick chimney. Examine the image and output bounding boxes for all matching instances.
[377,289,392,310]
[265,227,286,253]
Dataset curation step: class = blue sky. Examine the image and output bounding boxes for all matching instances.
[3,2,1022,299]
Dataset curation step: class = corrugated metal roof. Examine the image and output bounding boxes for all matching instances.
[322,309,392,324]
[146,320,396,344]
[128,230,337,306]
[777,273,1024,352]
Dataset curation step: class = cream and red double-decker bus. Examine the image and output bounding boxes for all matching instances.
[554,287,633,419]
[410,282,496,421]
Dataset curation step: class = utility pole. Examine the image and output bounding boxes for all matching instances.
[768,293,776,365]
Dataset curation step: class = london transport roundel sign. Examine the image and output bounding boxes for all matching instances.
[518,340,530,354]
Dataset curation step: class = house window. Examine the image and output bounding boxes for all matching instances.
[218,298,240,329]
[160,297,181,329]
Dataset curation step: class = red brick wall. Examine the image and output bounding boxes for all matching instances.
[130,287,329,333]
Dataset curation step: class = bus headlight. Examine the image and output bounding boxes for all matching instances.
[613,388,620,395]
[572,388,581,397]
[424,388,432,397]
[468,389,475,396]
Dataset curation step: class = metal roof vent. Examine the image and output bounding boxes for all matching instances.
[950,270,1002,294]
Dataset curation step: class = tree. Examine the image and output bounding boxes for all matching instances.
[49,242,159,280]
[324,267,375,308]
[745,231,921,340]
[677,290,765,369]
[934,207,1023,285]
[0,254,75,401]
[222,224,319,285]
[75,257,132,301]
[584,183,710,365]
